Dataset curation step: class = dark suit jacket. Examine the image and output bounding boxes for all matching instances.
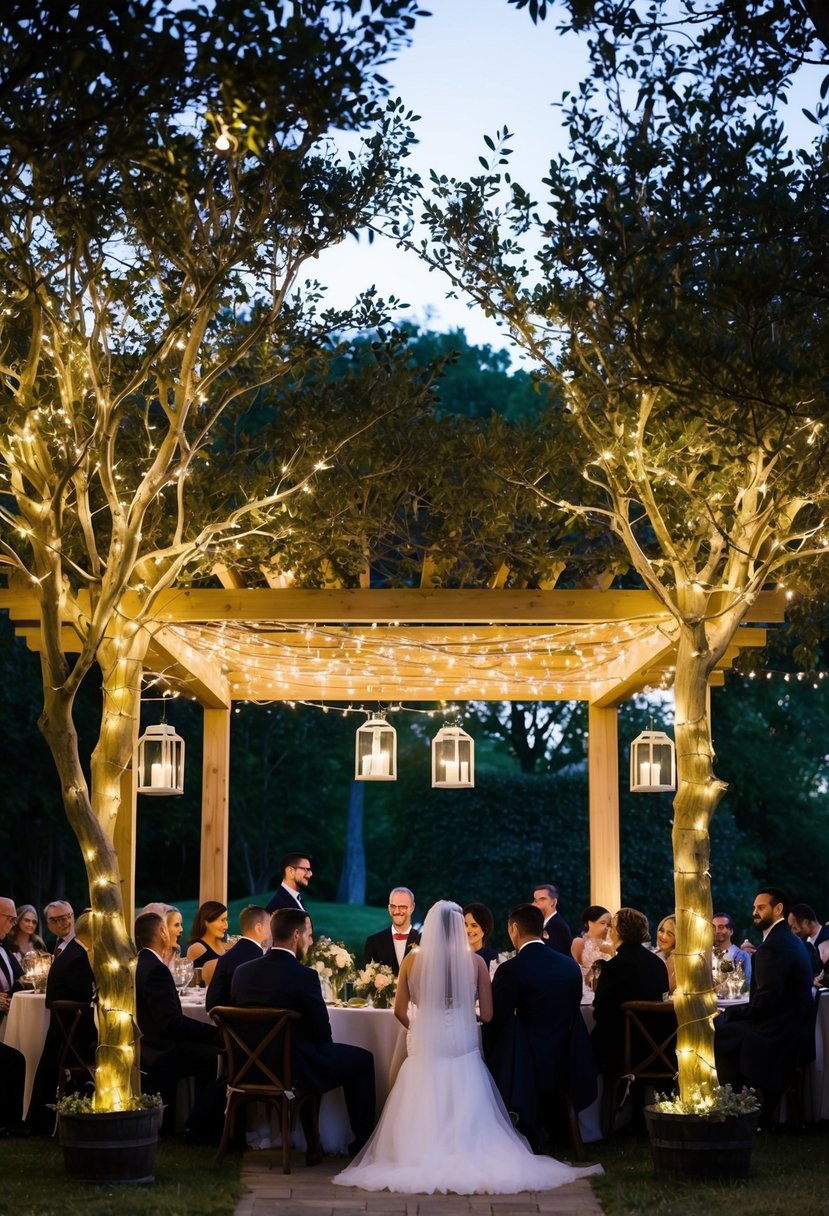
[716,919,815,1090]
[483,940,585,1141]
[206,937,263,1011]
[265,885,305,914]
[362,927,420,976]
[814,924,829,949]
[591,943,669,1075]
[135,949,220,1066]
[0,944,23,997]
[542,914,572,956]
[44,938,96,1057]
[230,947,344,1092]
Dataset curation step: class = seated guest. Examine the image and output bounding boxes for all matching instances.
[206,905,270,1011]
[712,913,753,985]
[571,905,615,997]
[653,915,678,994]
[231,908,376,1155]
[185,900,228,985]
[463,902,498,966]
[0,897,23,1008]
[135,911,224,1139]
[4,904,47,962]
[43,901,75,957]
[715,887,814,1114]
[591,907,671,1080]
[266,852,313,914]
[363,887,420,976]
[141,903,185,964]
[0,897,27,1137]
[788,904,826,980]
[28,911,96,1133]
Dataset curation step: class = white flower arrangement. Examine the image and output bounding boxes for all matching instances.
[652,1083,760,1121]
[353,961,397,1008]
[305,936,355,998]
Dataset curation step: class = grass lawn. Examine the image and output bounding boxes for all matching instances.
[588,1124,829,1216]
[176,895,387,955]
[8,1136,242,1216]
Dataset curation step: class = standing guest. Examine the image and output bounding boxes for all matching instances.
[363,887,421,976]
[206,905,271,1012]
[571,905,615,997]
[715,887,814,1117]
[712,913,753,985]
[591,907,670,1080]
[265,852,313,913]
[483,902,585,1152]
[788,904,829,950]
[653,915,678,994]
[0,897,23,1015]
[185,900,228,985]
[135,911,224,1139]
[231,908,376,1157]
[0,896,27,1137]
[4,904,47,962]
[463,903,498,965]
[532,884,572,955]
[44,901,75,956]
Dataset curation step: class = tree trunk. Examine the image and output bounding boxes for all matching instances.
[337,780,366,904]
[38,625,146,1111]
[672,624,728,1102]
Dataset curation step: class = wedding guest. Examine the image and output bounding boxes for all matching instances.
[265,851,313,913]
[591,907,671,1080]
[3,904,47,962]
[463,902,498,965]
[715,887,814,1120]
[788,904,828,978]
[135,911,224,1140]
[0,897,27,1136]
[185,900,228,985]
[0,897,23,1014]
[231,907,375,1157]
[363,887,421,976]
[571,905,615,997]
[140,902,181,964]
[653,915,678,994]
[206,904,270,1012]
[43,901,75,956]
[712,913,752,985]
[532,883,572,955]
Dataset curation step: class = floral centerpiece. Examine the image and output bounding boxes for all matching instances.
[305,936,355,1002]
[353,961,397,1008]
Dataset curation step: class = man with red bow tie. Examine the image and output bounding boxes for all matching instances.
[363,887,420,976]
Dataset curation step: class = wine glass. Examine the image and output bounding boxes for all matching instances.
[173,956,194,995]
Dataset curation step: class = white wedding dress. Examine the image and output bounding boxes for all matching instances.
[333,901,603,1195]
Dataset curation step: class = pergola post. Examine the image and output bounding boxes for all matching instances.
[199,706,231,905]
[115,712,139,929]
[588,703,621,911]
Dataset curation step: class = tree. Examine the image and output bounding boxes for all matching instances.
[416,5,829,1100]
[0,0,426,1111]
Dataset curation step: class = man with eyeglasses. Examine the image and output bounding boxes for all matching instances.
[43,901,75,957]
[0,896,27,1137]
[266,852,313,914]
[363,887,420,976]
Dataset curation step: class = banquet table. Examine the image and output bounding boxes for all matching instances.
[0,990,51,1117]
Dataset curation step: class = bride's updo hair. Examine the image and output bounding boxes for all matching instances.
[581,905,610,930]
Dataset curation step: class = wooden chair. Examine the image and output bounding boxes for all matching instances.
[209,1006,320,1170]
[605,1000,678,1132]
[49,1000,96,1099]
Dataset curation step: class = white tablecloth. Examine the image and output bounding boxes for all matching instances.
[0,990,51,1117]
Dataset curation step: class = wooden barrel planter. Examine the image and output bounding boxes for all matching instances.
[644,1106,757,1178]
[58,1105,164,1183]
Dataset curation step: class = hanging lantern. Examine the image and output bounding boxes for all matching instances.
[432,722,475,789]
[136,722,186,795]
[629,728,676,793]
[355,714,397,781]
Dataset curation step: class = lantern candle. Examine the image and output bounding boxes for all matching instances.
[639,760,661,785]
[445,760,460,783]
[151,761,172,788]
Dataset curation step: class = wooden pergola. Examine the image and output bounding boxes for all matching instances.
[0,584,785,921]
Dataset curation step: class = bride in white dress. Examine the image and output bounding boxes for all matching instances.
[333,900,603,1195]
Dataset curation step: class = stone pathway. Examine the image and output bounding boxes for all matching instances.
[234,1153,605,1216]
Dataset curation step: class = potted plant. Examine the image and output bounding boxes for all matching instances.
[55,1093,165,1184]
[644,1085,760,1178]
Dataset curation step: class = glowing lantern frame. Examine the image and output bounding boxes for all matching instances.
[629,728,676,793]
[136,722,186,796]
[431,723,475,789]
[355,714,397,781]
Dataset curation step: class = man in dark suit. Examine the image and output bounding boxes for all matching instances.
[0,896,27,1137]
[231,907,376,1154]
[43,900,75,957]
[483,902,584,1151]
[532,883,572,955]
[206,904,270,1011]
[28,910,97,1132]
[362,887,420,976]
[715,886,815,1108]
[134,911,224,1139]
[0,896,23,1008]
[266,851,312,914]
